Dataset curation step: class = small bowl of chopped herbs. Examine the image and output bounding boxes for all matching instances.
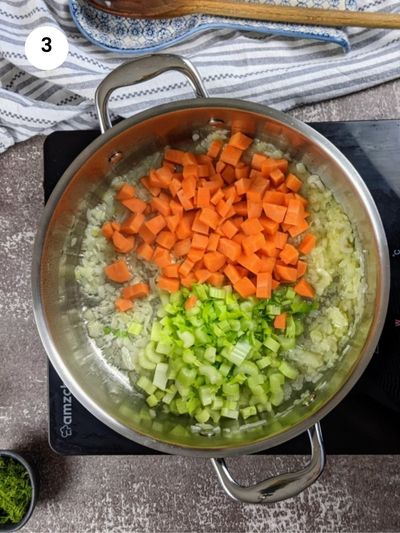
[0,451,37,531]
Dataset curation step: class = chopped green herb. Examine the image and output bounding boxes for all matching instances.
[0,457,32,525]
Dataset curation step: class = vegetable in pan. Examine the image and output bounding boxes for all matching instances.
[76,127,365,429]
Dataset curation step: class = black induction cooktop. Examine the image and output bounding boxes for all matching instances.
[44,120,400,455]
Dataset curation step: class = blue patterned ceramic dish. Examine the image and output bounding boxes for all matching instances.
[68,0,356,54]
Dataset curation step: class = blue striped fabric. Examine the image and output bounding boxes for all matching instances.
[0,0,399,152]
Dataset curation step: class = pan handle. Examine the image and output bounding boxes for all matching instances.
[211,423,325,504]
[95,54,209,133]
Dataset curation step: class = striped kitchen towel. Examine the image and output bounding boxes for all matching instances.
[0,0,399,153]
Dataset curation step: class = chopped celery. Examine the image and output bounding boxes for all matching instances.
[128,322,143,336]
[132,282,314,425]
[153,362,169,391]
[264,336,280,353]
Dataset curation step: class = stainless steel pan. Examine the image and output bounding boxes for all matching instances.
[32,54,390,503]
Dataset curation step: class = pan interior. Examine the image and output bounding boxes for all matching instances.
[37,103,385,455]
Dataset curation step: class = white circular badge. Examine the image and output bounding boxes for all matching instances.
[25,26,69,71]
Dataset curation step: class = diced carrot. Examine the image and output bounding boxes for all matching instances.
[156,230,176,250]
[263,203,287,223]
[297,260,307,278]
[294,193,308,208]
[141,177,161,197]
[182,176,197,199]
[112,222,122,232]
[294,279,315,298]
[163,161,176,172]
[152,247,171,268]
[242,233,265,256]
[156,166,173,187]
[274,231,288,250]
[286,173,302,192]
[177,189,194,210]
[269,168,285,187]
[144,214,166,236]
[121,197,147,214]
[199,207,220,230]
[279,243,299,265]
[207,139,223,159]
[163,264,179,278]
[234,277,256,297]
[247,199,263,219]
[105,260,132,283]
[148,169,164,188]
[165,214,180,233]
[115,298,133,312]
[299,234,317,255]
[139,228,157,244]
[157,276,180,293]
[179,258,195,277]
[221,165,236,185]
[263,191,285,205]
[170,199,184,218]
[241,217,263,236]
[235,178,251,196]
[151,196,171,217]
[101,222,114,240]
[275,264,298,282]
[194,269,212,283]
[260,239,278,258]
[233,201,247,216]
[112,231,135,254]
[220,144,242,167]
[174,238,192,257]
[164,148,185,165]
[284,199,304,226]
[259,217,278,235]
[203,251,226,272]
[237,253,262,274]
[197,187,210,208]
[137,242,153,261]
[211,188,225,205]
[288,218,309,238]
[215,161,226,174]
[261,158,288,177]
[169,177,182,197]
[229,131,253,150]
[259,257,276,273]
[224,264,241,284]
[181,273,196,288]
[208,272,225,287]
[121,213,145,235]
[185,295,198,310]
[221,220,238,239]
[274,312,287,329]
[232,232,245,246]
[123,283,150,300]
[182,164,198,179]
[192,212,210,235]
[249,169,264,181]
[235,165,250,180]
[251,153,268,170]
[187,247,205,263]
[182,152,198,166]
[174,213,193,240]
[207,232,220,252]
[116,183,135,201]
[192,233,209,250]
[216,198,233,218]
[272,279,280,290]
[256,272,272,299]
[218,238,241,262]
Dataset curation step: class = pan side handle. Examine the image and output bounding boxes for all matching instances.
[95,54,209,133]
[211,423,325,503]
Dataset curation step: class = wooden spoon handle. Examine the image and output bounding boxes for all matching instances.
[88,0,400,29]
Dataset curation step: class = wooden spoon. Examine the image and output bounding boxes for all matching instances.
[87,0,400,29]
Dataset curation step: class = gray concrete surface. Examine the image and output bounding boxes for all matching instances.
[1,79,400,533]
